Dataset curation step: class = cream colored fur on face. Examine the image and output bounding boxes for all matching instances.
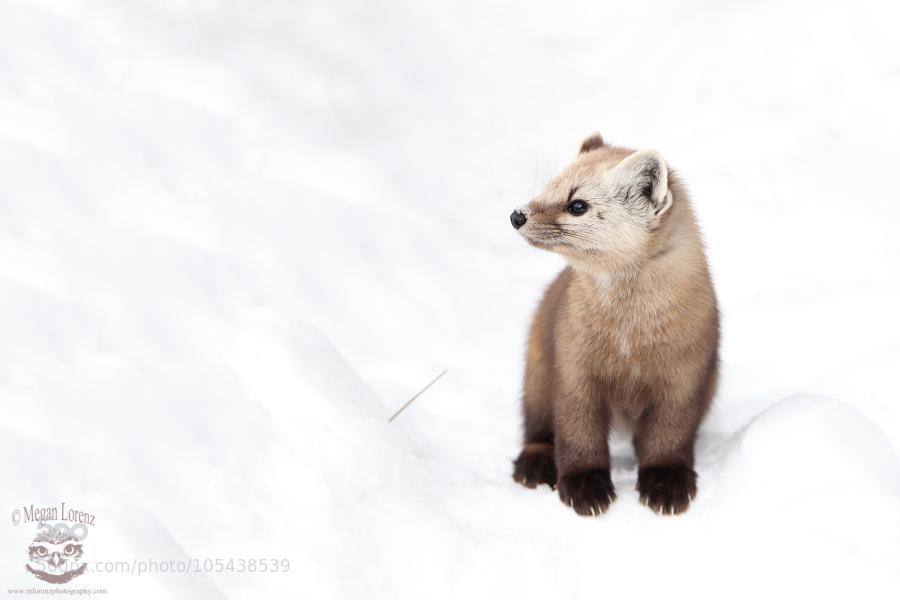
[518,146,678,272]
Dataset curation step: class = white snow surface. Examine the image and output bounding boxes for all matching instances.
[2,0,900,598]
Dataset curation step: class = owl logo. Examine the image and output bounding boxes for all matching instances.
[25,522,88,584]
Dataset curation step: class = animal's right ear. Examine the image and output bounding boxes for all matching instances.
[579,133,605,154]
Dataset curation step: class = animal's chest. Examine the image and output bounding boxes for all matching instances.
[559,278,683,402]
[576,311,666,422]
[581,304,662,367]
[568,292,679,409]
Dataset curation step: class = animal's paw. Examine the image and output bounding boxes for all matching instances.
[637,465,697,515]
[557,468,616,516]
[512,444,557,489]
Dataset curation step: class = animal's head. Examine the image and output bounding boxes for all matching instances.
[510,134,675,270]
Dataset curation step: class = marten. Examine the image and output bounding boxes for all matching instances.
[510,134,719,516]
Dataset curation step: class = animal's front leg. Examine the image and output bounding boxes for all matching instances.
[633,399,702,515]
[553,386,616,516]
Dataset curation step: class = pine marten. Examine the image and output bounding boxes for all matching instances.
[510,134,719,516]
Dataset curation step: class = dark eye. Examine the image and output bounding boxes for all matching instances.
[64,544,76,555]
[36,546,48,556]
[566,200,589,216]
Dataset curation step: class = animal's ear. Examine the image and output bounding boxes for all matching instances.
[611,149,671,217]
[579,133,605,154]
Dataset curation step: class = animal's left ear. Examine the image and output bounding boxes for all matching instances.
[611,149,671,217]
[579,133,605,154]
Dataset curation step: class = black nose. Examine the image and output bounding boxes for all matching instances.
[510,210,527,230]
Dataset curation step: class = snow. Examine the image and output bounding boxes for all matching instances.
[2,0,900,598]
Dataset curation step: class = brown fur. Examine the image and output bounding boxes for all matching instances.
[579,133,605,154]
[511,136,719,516]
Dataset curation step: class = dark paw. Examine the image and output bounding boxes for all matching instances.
[513,445,558,489]
[637,465,697,515]
[557,469,616,516]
